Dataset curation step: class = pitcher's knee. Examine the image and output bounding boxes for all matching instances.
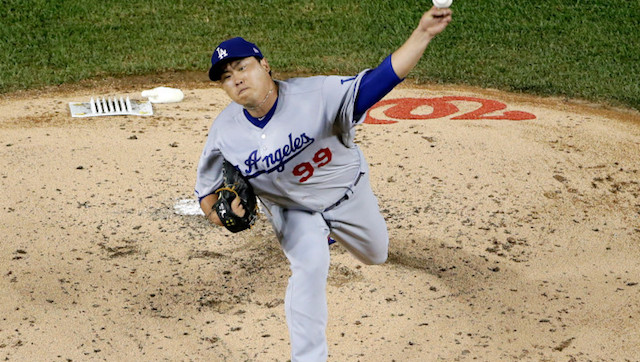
[364,251,388,265]
[289,244,330,280]
[294,257,330,279]
[360,241,388,265]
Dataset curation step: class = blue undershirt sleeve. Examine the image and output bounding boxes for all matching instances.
[354,54,404,119]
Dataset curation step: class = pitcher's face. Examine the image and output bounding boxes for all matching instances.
[219,57,274,108]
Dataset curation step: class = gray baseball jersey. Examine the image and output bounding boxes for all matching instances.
[195,71,369,212]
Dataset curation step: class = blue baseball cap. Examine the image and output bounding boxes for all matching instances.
[208,37,264,81]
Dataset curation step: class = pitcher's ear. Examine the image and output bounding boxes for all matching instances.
[260,57,271,74]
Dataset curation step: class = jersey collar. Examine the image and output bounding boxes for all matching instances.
[243,96,278,129]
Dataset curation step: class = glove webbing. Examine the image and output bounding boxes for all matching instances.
[215,186,240,199]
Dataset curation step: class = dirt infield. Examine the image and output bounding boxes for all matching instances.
[1,76,639,361]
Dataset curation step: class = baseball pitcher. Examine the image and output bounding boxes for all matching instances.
[195,6,452,361]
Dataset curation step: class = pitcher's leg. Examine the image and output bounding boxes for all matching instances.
[324,173,389,265]
[278,209,331,362]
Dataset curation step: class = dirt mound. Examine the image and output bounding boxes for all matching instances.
[1,78,639,361]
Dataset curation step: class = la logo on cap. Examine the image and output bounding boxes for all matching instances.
[217,47,228,60]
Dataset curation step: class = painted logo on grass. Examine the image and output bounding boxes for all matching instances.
[364,96,536,124]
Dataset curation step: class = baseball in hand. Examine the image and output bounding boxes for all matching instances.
[432,0,452,8]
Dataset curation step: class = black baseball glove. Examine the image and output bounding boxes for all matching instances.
[213,160,258,233]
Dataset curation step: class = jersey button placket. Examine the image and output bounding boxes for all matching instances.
[261,133,268,152]
[259,133,267,153]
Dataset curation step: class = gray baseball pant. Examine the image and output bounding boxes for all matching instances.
[268,171,389,361]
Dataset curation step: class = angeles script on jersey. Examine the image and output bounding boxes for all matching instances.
[195,71,369,212]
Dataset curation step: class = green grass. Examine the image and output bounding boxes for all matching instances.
[1,0,639,110]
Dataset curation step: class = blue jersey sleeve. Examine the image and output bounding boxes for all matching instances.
[354,54,404,119]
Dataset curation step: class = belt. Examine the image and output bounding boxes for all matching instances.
[323,172,364,212]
